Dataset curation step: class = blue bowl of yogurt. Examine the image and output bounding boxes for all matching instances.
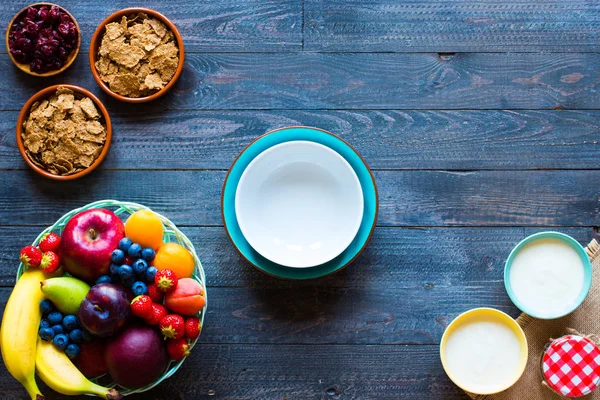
[504,232,592,320]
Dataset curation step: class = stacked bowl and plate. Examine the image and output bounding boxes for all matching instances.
[222,126,378,279]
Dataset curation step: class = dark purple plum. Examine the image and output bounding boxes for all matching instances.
[79,284,131,337]
[105,325,169,389]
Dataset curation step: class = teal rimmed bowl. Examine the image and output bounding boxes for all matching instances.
[504,231,591,320]
[16,200,207,396]
[222,126,378,280]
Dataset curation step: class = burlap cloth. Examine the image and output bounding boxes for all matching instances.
[467,239,600,400]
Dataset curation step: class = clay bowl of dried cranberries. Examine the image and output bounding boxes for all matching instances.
[6,3,81,77]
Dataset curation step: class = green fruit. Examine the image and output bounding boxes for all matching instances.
[41,277,91,315]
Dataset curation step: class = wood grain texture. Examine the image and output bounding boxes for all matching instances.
[4,110,600,171]
[0,342,467,400]
[2,0,302,53]
[2,53,600,111]
[0,226,591,290]
[0,170,599,227]
[0,283,514,346]
[305,0,600,52]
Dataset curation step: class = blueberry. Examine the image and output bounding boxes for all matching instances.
[40,299,53,315]
[62,315,79,331]
[69,329,83,344]
[51,324,64,335]
[132,259,148,276]
[141,248,155,262]
[65,343,80,359]
[110,263,120,275]
[118,265,134,280]
[118,237,132,252]
[40,319,51,329]
[131,281,148,296]
[111,249,125,265]
[128,243,142,259]
[47,311,63,325]
[53,334,69,350]
[145,266,158,283]
[95,275,112,285]
[39,327,55,341]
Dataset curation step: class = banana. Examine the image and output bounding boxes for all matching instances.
[0,268,47,400]
[36,338,122,399]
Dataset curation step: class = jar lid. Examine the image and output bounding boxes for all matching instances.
[543,335,600,397]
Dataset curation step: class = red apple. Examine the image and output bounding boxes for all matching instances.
[59,208,124,282]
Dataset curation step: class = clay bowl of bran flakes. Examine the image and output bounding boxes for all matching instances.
[89,8,185,103]
[16,84,112,181]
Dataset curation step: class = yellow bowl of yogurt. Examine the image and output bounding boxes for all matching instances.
[440,308,528,395]
[504,231,592,319]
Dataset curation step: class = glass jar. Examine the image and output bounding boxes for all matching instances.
[542,334,600,397]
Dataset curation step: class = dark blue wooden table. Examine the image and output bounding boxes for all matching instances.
[1,1,600,399]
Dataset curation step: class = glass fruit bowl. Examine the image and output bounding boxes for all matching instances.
[16,199,207,396]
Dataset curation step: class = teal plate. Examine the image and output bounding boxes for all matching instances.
[222,126,378,279]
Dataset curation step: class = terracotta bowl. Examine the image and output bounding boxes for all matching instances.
[89,8,185,103]
[6,3,81,77]
[16,84,112,181]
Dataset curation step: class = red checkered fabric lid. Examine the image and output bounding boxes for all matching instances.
[543,335,600,397]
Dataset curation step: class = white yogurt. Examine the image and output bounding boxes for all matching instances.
[509,238,585,318]
[444,319,522,394]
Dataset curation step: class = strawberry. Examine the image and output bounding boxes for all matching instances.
[145,303,168,325]
[147,284,164,303]
[155,269,178,293]
[39,233,60,253]
[123,256,133,266]
[159,314,185,339]
[167,338,191,361]
[20,246,42,268]
[40,251,60,273]
[184,317,201,340]
[130,295,153,319]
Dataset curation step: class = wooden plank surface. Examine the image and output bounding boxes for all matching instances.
[0,226,591,290]
[2,0,302,53]
[1,1,598,399]
[4,110,600,171]
[0,170,599,227]
[0,344,466,400]
[305,0,600,52]
[2,53,600,111]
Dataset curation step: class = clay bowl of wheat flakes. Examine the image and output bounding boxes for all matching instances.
[16,84,112,181]
[6,3,80,76]
[89,8,185,103]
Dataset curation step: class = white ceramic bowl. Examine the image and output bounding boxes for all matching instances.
[235,141,364,268]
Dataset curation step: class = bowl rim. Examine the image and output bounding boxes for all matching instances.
[439,307,528,395]
[235,140,364,268]
[88,7,185,103]
[503,231,592,320]
[16,84,112,181]
[221,126,379,280]
[5,2,81,77]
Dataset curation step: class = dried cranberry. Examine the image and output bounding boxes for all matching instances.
[49,6,60,22]
[25,7,37,20]
[16,37,33,52]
